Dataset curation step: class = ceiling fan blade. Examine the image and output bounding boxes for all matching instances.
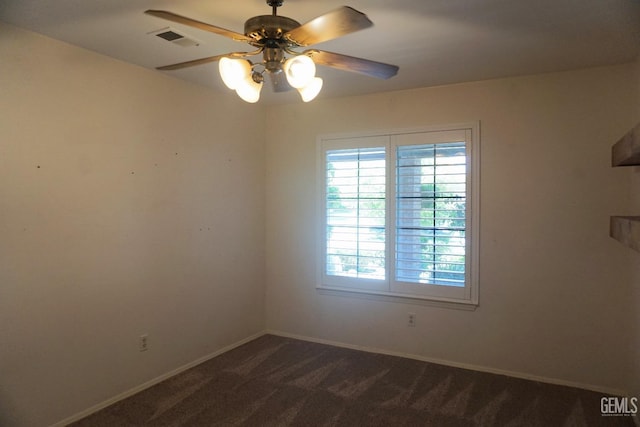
[269,71,293,93]
[284,6,373,47]
[156,55,225,71]
[145,10,251,42]
[155,52,258,71]
[304,50,399,80]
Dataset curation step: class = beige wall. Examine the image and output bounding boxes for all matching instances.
[265,64,638,394]
[0,24,265,427]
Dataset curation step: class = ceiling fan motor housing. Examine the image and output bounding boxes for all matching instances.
[244,15,300,45]
[263,45,285,73]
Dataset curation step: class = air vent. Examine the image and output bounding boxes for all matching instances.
[148,27,200,47]
[156,30,183,41]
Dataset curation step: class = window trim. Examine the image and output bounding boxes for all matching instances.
[316,123,480,308]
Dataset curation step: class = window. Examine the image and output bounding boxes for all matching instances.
[318,124,479,306]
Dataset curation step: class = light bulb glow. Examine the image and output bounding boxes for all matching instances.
[235,75,262,103]
[219,58,251,90]
[298,77,323,102]
[284,55,316,89]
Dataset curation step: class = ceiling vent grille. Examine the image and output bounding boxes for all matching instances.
[149,27,200,47]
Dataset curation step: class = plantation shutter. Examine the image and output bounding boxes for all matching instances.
[325,146,386,281]
[319,125,478,304]
[395,139,467,287]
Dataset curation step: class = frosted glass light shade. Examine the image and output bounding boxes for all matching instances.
[235,75,262,103]
[219,58,251,90]
[298,77,323,102]
[283,55,316,89]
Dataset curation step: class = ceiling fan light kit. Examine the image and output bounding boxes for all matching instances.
[298,77,324,103]
[218,57,251,90]
[145,0,398,103]
[283,55,315,89]
[235,72,263,103]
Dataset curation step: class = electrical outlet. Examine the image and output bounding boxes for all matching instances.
[139,334,149,352]
[408,313,416,327]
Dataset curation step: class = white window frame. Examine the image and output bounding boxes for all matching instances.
[316,123,480,308]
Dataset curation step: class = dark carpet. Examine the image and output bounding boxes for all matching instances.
[71,334,635,426]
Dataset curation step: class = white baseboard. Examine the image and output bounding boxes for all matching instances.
[266,329,628,397]
[51,331,267,427]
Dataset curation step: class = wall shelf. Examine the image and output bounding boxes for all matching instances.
[610,122,640,252]
[610,216,640,253]
[612,121,640,166]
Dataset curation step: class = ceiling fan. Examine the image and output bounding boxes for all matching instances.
[145,0,399,103]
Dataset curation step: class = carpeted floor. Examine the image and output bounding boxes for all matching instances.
[71,334,635,426]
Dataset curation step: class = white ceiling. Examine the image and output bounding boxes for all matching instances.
[1,0,639,104]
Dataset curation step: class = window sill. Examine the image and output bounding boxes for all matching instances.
[316,285,478,311]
